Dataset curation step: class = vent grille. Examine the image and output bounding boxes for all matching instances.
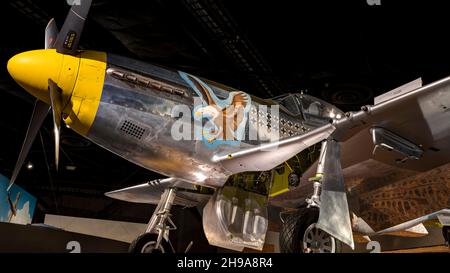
[120,120,146,139]
[107,68,186,96]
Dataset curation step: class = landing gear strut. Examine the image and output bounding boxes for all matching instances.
[129,188,177,253]
[305,141,327,208]
[279,140,344,253]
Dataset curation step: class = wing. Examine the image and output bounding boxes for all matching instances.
[187,75,215,106]
[270,76,450,232]
[105,178,211,207]
[332,76,450,172]
[213,123,336,173]
[219,76,450,173]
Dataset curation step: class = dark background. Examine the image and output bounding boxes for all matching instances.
[0,0,449,234]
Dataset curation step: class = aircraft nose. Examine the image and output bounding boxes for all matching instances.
[7,49,65,103]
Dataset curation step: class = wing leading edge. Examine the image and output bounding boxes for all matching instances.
[105,178,211,207]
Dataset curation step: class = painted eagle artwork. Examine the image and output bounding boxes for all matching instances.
[179,72,251,144]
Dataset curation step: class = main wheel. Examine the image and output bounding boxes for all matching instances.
[129,233,171,253]
[279,207,342,253]
[443,226,449,250]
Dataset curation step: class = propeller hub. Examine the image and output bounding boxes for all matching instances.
[7,49,79,108]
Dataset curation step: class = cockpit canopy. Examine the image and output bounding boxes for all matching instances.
[273,93,344,126]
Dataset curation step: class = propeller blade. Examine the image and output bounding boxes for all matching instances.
[45,18,59,49]
[48,79,62,171]
[8,100,50,191]
[54,0,93,55]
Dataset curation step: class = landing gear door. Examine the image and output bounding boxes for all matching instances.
[202,186,268,251]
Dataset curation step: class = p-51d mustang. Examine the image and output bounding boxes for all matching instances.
[6,0,450,253]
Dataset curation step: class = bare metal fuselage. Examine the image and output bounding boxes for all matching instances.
[84,54,319,187]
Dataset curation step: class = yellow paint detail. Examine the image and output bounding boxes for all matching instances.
[270,188,289,197]
[423,219,444,228]
[269,164,290,197]
[285,161,293,172]
[6,49,80,105]
[59,53,81,109]
[7,49,106,136]
[308,173,323,182]
[64,51,106,136]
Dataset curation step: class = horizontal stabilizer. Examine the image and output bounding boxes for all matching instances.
[371,209,450,236]
[381,223,429,237]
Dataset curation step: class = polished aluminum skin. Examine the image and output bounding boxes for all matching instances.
[85,54,341,188]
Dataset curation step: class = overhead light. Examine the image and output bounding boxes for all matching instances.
[336,114,342,119]
[26,162,34,170]
[329,112,336,119]
[65,165,77,171]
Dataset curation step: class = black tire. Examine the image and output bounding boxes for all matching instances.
[279,207,342,253]
[443,226,449,250]
[443,226,449,240]
[129,233,171,253]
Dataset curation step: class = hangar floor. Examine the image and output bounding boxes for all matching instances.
[384,246,448,253]
[0,218,448,253]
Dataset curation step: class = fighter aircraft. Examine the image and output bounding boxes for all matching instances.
[6,0,450,253]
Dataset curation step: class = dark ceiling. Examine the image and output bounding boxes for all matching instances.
[1,0,450,223]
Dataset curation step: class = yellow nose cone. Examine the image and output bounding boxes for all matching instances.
[7,49,80,105]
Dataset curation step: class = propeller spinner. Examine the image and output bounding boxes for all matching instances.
[6,0,92,191]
